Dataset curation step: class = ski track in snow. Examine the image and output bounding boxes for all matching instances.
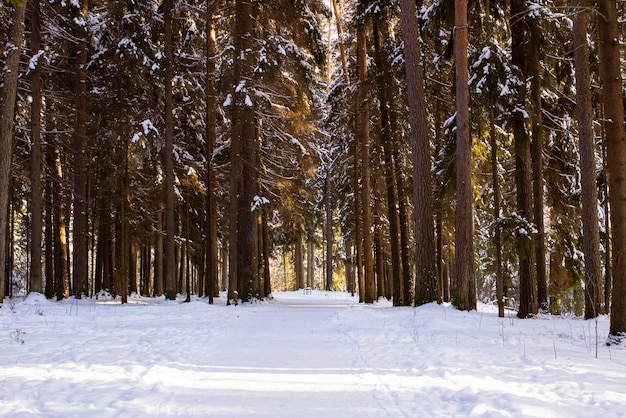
[1,291,625,417]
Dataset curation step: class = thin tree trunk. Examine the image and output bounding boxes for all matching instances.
[205,3,218,304]
[573,1,602,319]
[154,205,164,296]
[357,7,376,303]
[399,0,437,305]
[0,1,26,303]
[529,17,547,311]
[511,0,538,318]
[597,0,626,339]
[325,176,333,290]
[164,0,177,300]
[373,10,402,306]
[490,103,504,317]
[29,0,43,295]
[72,0,90,298]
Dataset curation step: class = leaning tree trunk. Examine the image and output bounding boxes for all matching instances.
[399,0,437,305]
[597,0,626,340]
[0,1,27,303]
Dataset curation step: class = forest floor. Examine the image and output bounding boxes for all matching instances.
[1,290,625,417]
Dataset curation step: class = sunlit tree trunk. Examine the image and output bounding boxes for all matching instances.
[205,3,218,304]
[0,1,27,303]
[452,0,476,311]
[356,5,376,303]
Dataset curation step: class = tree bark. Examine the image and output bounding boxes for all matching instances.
[72,0,90,298]
[597,0,626,339]
[234,0,258,302]
[399,0,437,305]
[573,0,602,319]
[356,11,376,303]
[0,1,27,303]
[205,5,218,304]
[453,0,476,311]
[529,17,547,311]
[164,0,177,300]
[373,10,402,306]
[29,0,43,295]
[511,0,538,318]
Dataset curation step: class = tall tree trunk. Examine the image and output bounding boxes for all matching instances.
[597,0,626,339]
[453,0,476,311]
[205,3,218,304]
[164,0,177,300]
[235,0,258,302]
[72,0,90,298]
[0,1,26,303]
[373,10,402,306]
[511,0,538,318]
[399,0,437,305]
[29,0,43,295]
[573,0,602,319]
[357,6,376,303]
[529,17,547,311]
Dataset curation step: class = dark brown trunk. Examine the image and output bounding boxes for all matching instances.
[529,17,547,311]
[30,0,44,294]
[164,0,177,300]
[453,0,476,311]
[0,1,26,302]
[373,11,402,305]
[511,0,538,318]
[72,0,90,298]
[357,8,376,303]
[399,0,437,305]
[205,4,218,304]
[597,0,626,338]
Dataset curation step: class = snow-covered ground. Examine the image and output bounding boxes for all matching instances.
[1,290,625,417]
